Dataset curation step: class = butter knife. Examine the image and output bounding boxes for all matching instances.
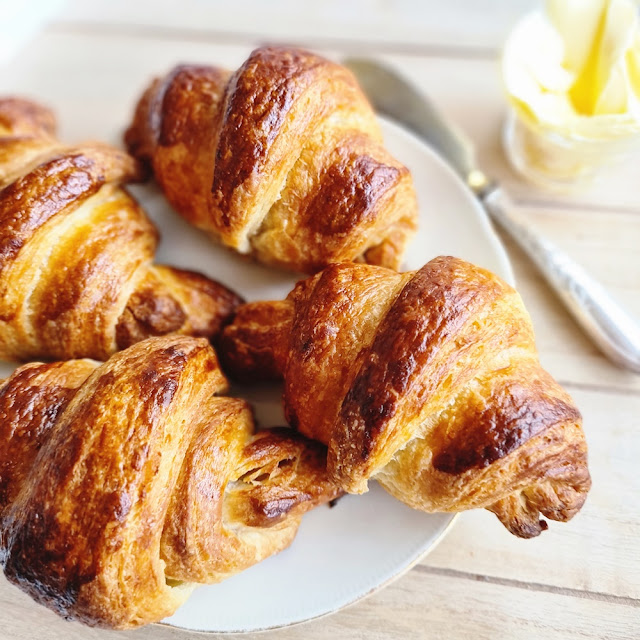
[345,57,640,374]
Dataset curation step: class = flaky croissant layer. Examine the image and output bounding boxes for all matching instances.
[0,97,242,362]
[125,46,418,273]
[220,256,591,538]
[0,336,339,628]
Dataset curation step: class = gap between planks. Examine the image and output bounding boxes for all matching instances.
[558,380,640,397]
[47,21,499,59]
[511,197,640,218]
[415,566,640,608]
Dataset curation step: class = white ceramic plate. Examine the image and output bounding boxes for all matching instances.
[0,116,514,633]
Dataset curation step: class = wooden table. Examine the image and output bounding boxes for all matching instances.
[2,1,639,638]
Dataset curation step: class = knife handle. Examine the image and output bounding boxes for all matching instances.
[483,187,640,373]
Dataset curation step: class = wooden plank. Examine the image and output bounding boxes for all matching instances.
[498,219,640,394]
[0,564,638,640]
[514,206,640,303]
[54,0,537,52]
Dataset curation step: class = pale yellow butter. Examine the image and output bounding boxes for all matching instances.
[503,0,640,139]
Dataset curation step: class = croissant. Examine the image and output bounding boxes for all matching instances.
[0,335,339,628]
[0,97,242,362]
[125,46,418,273]
[220,256,591,538]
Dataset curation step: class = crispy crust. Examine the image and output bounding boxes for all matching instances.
[0,336,340,628]
[0,97,242,361]
[125,46,418,273]
[219,257,591,537]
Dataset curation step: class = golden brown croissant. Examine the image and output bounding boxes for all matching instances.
[125,46,418,273]
[0,335,339,628]
[0,97,242,362]
[220,256,591,538]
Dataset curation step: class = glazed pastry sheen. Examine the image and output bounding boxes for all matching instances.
[220,256,591,537]
[125,46,418,273]
[0,336,339,628]
[0,97,242,361]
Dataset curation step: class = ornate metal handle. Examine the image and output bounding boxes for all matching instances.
[483,186,640,373]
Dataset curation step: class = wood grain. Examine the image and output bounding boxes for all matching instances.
[1,560,638,640]
[55,0,538,52]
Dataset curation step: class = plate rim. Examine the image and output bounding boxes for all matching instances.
[379,114,516,287]
[157,514,458,635]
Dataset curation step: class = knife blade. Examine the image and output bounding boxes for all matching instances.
[345,57,640,374]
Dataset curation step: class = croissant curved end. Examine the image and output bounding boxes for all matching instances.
[0,96,242,362]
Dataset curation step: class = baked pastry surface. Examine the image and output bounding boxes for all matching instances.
[220,256,591,537]
[0,97,241,362]
[0,335,339,628]
[125,46,418,273]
